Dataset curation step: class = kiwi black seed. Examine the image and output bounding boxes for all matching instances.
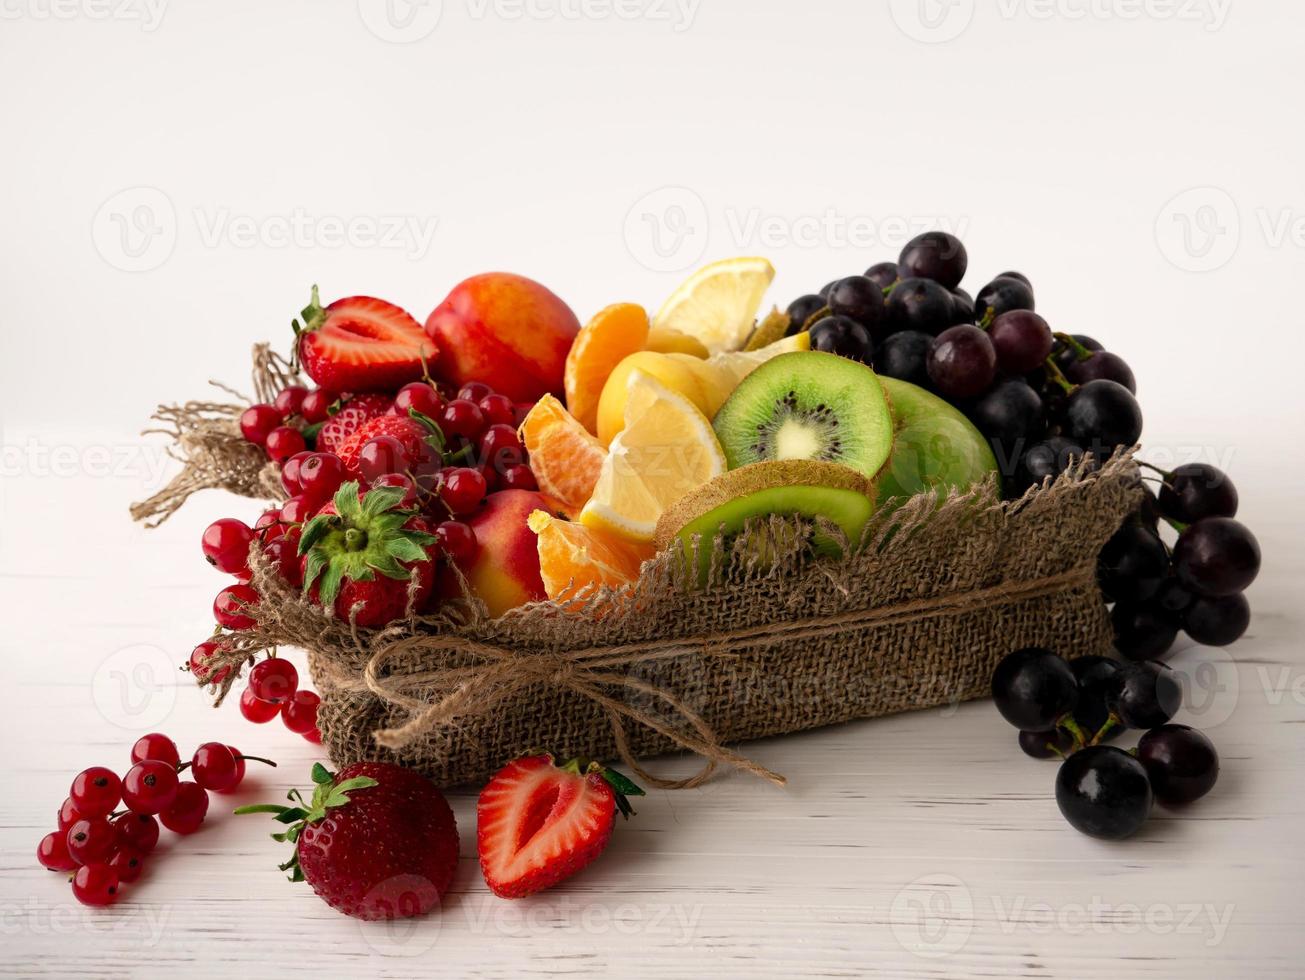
[711,351,895,480]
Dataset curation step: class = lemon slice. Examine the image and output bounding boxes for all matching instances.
[580,370,726,543]
[651,256,776,355]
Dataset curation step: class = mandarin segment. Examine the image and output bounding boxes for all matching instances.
[518,395,607,512]
[528,510,653,601]
[564,303,650,434]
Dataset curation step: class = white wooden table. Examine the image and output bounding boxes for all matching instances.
[2,425,1301,979]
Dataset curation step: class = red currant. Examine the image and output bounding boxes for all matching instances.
[477,462,499,494]
[263,533,304,589]
[57,798,81,830]
[274,385,308,418]
[112,812,160,853]
[254,508,286,542]
[281,450,312,495]
[228,745,248,789]
[279,494,317,525]
[190,743,240,793]
[240,685,281,723]
[190,640,231,685]
[239,404,282,446]
[37,831,77,872]
[159,782,209,835]
[358,435,411,483]
[248,657,298,704]
[281,690,321,735]
[66,817,116,865]
[109,846,146,883]
[298,452,346,501]
[373,472,419,509]
[500,464,538,491]
[440,399,487,441]
[201,518,254,576]
[300,388,335,423]
[478,393,516,428]
[434,520,479,565]
[122,760,179,815]
[479,424,525,473]
[394,382,444,419]
[214,584,259,630]
[130,732,180,768]
[72,863,120,907]
[265,426,307,464]
[303,727,323,744]
[69,767,121,818]
[438,467,487,516]
[457,382,493,403]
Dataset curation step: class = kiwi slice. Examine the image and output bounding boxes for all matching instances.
[712,351,894,480]
[655,460,876,582]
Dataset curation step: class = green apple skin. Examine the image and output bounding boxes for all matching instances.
[876,377,999,506]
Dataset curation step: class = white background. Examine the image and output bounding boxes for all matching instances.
[2,1,1303,977]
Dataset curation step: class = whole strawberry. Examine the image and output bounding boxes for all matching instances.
[336,412,444,479]
[316,393,392,455]
[477,753,643,899]
[298,481,437,627]
[293,286,435,394]
[237,761,458,920]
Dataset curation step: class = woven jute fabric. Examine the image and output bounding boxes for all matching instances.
[134,347,1141,789]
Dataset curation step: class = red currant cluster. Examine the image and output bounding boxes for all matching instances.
[37,733,275,906]
[189,642,322,742]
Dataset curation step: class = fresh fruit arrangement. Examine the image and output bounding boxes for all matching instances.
[36,733,275,906]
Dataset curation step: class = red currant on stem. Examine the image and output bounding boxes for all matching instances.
[434,520,478,565]
[190,640,231,685]
[70,767,121,818]
[265,426,307,464]
[274,385,308,418]
[440,399,487,441]
[281,691,321,735]
[281,451,312,495]
[214,584,259,630]
[72,864,120,907]
[112,812,160,853]
[188,743,274,793]
[457,382,492,403]
[437,467,487,517]
[37,831,77,872]
[239,404,282,446]
[373,472,419,508]
[480,424,524,471]
[57,798,81,830]
[279,494,317,525]
[263,531,304,589]
[394,381,444,418]
[478,393,516,427]
[66,817,116,865]
[297,452,346,501]
[159,782,209,835]
[109,847,146,883]
[358,435,412,484]
[254,508,286,540]
[201,518,254,576]
[300,388,335,424]
[303,726,323,744]
[500,464,538,491]
[122,760,180,814]
[131,732,180,768]
[248,657,298,704]
[240,684,283,723]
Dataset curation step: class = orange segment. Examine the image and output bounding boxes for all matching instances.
[519,395,607,512]
[528,510,654,601]
[564,303,650,434]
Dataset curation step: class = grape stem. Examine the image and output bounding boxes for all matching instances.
[1042,355,1076,395]
[1053,332,1096,362]
[1056,714,1090,751]
[1137,460,1173,479]
[978,308,995,330]
[1089,715,1123,746]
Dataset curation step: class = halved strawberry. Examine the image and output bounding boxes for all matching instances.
[476,753,643,899]
[294,287,436,393]
[315,394,392,455]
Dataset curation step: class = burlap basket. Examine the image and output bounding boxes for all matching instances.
[134,346,1142,788]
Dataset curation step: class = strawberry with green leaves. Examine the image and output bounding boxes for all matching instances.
[293,286,435,394]
[477,752,643,899]
[298,482,436,627]
[236,761,458,921]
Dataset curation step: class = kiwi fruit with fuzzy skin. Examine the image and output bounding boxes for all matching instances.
[711,351,895,480]
[654,460,877,581]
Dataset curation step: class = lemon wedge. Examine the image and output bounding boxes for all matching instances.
[651,256,775,355]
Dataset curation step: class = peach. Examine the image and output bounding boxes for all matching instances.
[462,489,551,617]
[425,273,580,403]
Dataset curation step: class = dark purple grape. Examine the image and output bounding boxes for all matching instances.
[1108,661,1181,729]
[1136,488,1162,530]
[1157,463,1238,524]
[926,324,996,400]
[1098,524,1169,603]
[785,294,826,334]
[1182,593,1250,646]
[975,276,1035,320]
[1066,351,1137,394]
[808,315,873,362]
[1062,380,1143,454]
[1069,655,1122,736]
[864,261,899,290]
[886,277,956,335]
[1172,517,1260,597]
[970,380,1043,445]
[826,276,885,331]
[1019,728,1076,760]
[990,647,1078,731]
[988,310,1053,375]
[996,270,1030,286]
[1153,578,1195,621]
[818,279,839,299]
[897,231,968,290]
[951,288,975,324]
[1137,725,1218,806]
[1053,334,1103,372]
[873,330,932,389]
[1111,602,1179,662]
[1056,746,1152,839]
[1016,437,1085,491]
